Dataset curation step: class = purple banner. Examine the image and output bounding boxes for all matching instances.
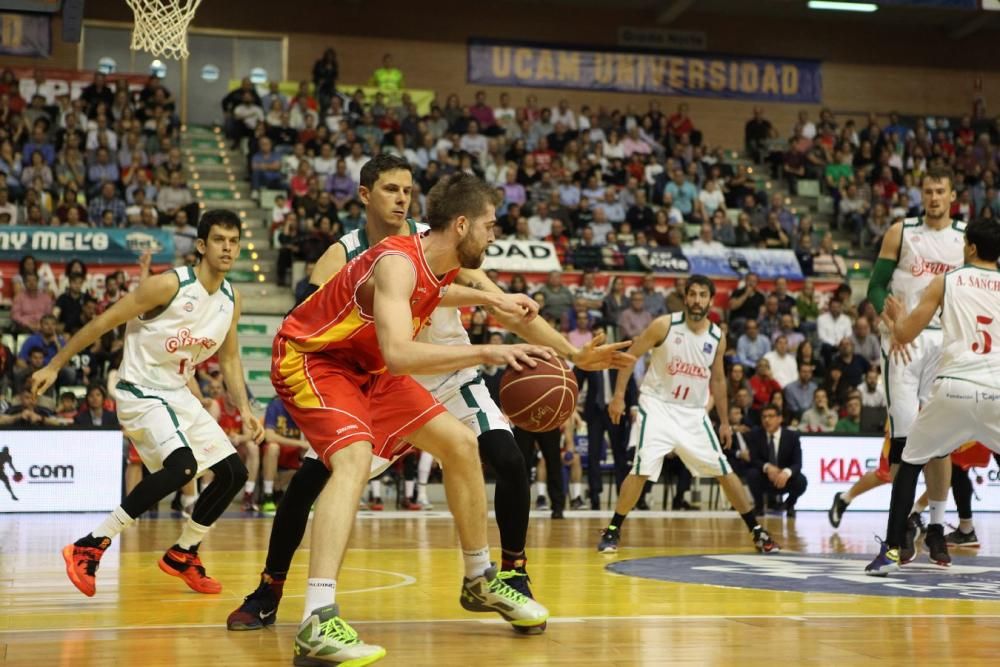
[0,13,51,57]
[468,39,821,104]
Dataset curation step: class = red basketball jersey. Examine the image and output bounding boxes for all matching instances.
[277,233,459,374]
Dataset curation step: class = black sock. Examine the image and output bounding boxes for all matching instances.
[610,512,627,530]
[741,511,759,532]
[264,457,330,574]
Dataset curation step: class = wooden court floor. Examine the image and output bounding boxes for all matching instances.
[3,509,1000,666]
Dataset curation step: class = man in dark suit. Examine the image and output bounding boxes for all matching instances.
[73,385,120,429]
[576,365,637,510]
[746,403,808,517]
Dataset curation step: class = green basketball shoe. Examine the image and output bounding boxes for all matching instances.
[293,604,386,666]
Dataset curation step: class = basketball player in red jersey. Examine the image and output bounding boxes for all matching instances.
[276,174,553,665]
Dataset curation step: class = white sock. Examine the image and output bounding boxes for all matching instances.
[405,480,415,498]
[92,506,135,540]
[176,519,211,550]
[959,518,974,533]
[263,480,274,495]
[244,481,255,495]
[303,578,337,620]
[929,498,947,525]
[462,546,491,579]
[370,480,383,499]
[535,482,546,499]
[417,482,429,503]
[570,482,583,500]
[181,493,198,508]
[840,490,854,504]
[418,451,433,484]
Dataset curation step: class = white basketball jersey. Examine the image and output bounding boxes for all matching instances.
[413,307,477,399]
[937,265,1000,386]
[119,266,235,390]
[891,217,966,329]
[642,312,721,409]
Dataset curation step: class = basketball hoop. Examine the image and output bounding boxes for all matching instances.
[126,0,202,60]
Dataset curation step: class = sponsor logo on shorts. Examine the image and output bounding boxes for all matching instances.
[608,553,1000,600]
[336,424,359,435]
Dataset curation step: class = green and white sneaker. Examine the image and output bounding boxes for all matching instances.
[459,564,549,632]
[293,604,386,666]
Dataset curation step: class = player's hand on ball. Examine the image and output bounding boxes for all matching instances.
[487,344,553,371]
[492,293,539,323]
[28,366,58,397]
[607,395,626,424]
[572,331,636,371]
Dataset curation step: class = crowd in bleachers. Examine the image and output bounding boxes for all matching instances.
[752,107,1000,254]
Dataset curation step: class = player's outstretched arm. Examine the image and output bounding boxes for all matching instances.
[884,274,944,346]
[217,289,264,444]
[439,283,539,323]
[29,272,180,397]
[454,268,634,370]
[608,315,671,424]
[374,256,553,376]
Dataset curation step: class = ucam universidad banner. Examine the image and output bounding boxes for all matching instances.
[468,39,821,103]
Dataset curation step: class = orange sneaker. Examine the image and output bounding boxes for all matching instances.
[158,545,222,594]
[62,537,110,597]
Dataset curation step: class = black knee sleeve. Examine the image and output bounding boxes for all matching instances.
[265,457,331,576]
[121,447,197,518]
[888,437,907,465]
[479,429,530,554]
[190,453,247,526]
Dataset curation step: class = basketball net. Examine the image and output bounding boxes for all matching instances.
[126,0,202,60]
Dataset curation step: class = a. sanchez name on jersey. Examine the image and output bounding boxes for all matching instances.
[118,266,235,390]
[337,220,477,401]
[642,311,720,409]
[938,265,1000,388]
[891,217,966,329]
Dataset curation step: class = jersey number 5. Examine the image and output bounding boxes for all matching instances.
[972,315,993,355]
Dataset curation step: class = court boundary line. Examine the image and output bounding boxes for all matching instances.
[5,613,1000,635]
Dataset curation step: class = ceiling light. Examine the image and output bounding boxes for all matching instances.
[808,1,878,12]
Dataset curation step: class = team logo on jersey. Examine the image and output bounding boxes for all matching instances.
[910,255,957,277]
[703,342,714,355]
[165,327,217,354]
[183,302,195,312]
[674,336,683,346]
[666,358,710,379]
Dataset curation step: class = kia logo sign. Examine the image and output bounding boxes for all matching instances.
[820,457,877,482]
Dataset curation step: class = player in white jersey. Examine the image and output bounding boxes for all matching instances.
[227,156,631,633]
[866,217,1000,575]
[835,167,963,562]
[30,210,264,598]
[597,275,779,555]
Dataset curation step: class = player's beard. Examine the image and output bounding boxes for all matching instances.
[687,305,707,321]
[457,234,485,269]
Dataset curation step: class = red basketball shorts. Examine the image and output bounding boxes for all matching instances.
[272,344,445,467]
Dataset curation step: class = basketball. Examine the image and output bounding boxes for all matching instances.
[13,472,23,483]
[499,357,578,432]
